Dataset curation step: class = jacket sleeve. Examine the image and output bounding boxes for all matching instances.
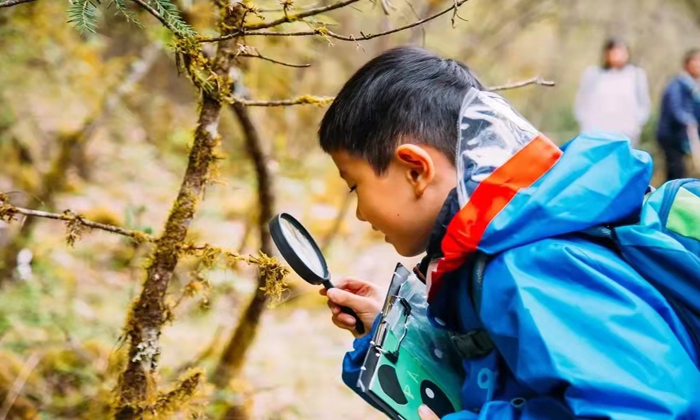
[445,238,700,420]
[341,315,388,413]
[667,79,698,127]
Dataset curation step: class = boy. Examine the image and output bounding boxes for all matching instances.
[319,47,700,419]
[657,48,700,180]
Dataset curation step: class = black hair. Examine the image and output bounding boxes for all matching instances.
[602,38,629,69]
[684,48,700,66]
[318,47,483,174]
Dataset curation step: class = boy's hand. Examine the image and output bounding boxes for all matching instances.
[320,278,383,337]
[418,405,440,420]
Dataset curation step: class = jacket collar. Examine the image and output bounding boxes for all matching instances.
[417,188,460,279]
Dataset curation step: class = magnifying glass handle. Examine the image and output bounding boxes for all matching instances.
[340,306,365,334]
[323,280,365,334]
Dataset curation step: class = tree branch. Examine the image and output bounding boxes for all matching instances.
[0,0,36,8]
[487,76,555,92]
[237,52,310,68]
[230,95,334,107]
[226,76,555,108]
[0,199,154,243]
[200,0,471,43]
[243,0,362,30]
[256,1,324,13]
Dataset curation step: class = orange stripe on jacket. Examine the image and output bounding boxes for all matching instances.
[427,135,562,302]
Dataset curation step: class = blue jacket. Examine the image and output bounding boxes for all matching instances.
[341,134,700,419]
[657,74,700,150]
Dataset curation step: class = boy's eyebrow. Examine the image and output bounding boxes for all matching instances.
[338,169,346,179]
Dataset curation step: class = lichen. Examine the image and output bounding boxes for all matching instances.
[130,231,152,244]
[144,368,204,420]
[131,329,161,367]
[296,94,335,106]
[243,252,290,308]
[63,210,88,247]
[0,193,17,222]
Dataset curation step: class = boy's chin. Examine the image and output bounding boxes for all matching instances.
[392,242,425,258]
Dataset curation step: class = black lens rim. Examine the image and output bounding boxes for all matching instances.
[269,213,329,285]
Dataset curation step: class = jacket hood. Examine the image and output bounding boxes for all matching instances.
[427,89,653,301]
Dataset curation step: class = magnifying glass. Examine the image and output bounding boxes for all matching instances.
[269,213,365,334]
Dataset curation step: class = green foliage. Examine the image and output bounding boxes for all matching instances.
[150,0,196,37]
[110,0,143,28]
[68,0,193,37]
[67,0,100,34]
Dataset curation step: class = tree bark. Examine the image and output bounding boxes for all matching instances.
[211,102,274,390]
[113,7,244,418]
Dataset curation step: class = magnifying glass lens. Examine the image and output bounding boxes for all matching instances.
[280,219,325,277]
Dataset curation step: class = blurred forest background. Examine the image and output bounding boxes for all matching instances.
[0,0,699,418]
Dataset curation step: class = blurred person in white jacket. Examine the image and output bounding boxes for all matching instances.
[575,38,651,145]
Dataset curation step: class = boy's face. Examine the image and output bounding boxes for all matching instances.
[331,145,456,257]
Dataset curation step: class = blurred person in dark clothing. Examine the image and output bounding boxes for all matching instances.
[575,38,651,145]
[657,49,700,180]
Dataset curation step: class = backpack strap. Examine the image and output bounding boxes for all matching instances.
[449,252,495,360]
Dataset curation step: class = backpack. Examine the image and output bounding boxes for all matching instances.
[462,178,700,365]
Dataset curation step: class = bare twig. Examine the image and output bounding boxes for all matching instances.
[0,353,41,420]
[0,200,154,243]
[244,0,362,30]
[237,52,310,68]
[231,95,334,107]
[224,75,555,107]
[380,0,394,15]
[256,1,324,13]
[487,76,555,92]
[200,0,470,42]
[404,0,426,46]
[225,76,554,107]
[0,0,36,8]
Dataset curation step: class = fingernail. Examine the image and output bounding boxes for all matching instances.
[326,289,337,299]
[419,405,431,416]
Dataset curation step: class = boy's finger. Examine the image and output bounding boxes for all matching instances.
[319,288,328,296]
[335,277,369,291]
[418,405,440,420]
[331,316,354,331]
[326,301,340,315]
[337,313,356,326]
[326,288,368,311]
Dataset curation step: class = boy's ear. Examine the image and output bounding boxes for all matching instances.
[395,144,435,198]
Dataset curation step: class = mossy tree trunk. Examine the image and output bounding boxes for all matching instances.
[113,6,245,419]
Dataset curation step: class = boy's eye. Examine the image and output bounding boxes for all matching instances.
[349,186,357,193]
